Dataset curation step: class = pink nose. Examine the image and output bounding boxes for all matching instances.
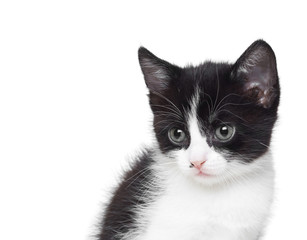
[190,160,206,170]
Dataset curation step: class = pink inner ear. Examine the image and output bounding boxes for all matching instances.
[245,85,277,109]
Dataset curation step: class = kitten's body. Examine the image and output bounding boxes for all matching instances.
[97,40,279,240]
[100,149,274,240]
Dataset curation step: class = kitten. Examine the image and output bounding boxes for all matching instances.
[97,40,280,240]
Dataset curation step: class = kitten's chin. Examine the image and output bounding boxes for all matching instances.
[196,171,214,177]
[181,168,227,186]
[190,173,224,186]
[185,163,228,186]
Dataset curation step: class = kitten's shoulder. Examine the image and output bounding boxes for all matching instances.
[97,149,158,240]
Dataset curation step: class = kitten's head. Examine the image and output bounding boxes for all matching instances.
[138,40,280,186]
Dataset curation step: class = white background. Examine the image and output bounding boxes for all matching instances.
[0,1,306,240]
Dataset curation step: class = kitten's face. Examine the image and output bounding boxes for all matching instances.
[139,40,280,186]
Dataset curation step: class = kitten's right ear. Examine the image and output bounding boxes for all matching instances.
[138,47,179,92]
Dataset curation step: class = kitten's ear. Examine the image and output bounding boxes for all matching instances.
[138,47,179,92]
[231,40,279,108]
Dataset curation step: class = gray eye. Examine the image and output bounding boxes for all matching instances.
[168,128,186,145]
[215,125,235,141]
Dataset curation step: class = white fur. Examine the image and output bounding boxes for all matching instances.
[128,150,275,240]
[120,89,275,240]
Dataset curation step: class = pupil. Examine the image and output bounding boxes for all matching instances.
[220,126,228,136]
[174,129,182,139]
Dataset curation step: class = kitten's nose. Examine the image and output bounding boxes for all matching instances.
[190,160,206,170]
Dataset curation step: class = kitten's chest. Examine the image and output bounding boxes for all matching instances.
[140,175,272,240]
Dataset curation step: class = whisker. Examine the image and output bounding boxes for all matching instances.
[151,104,184,119]
[160,113,183,122]
[154,112,184,121]
[203,92,214,113]
[151,90,182,118]
[214,93,243,112]
[154,119,187,128]
[217,109,249,123]
[124,167,153,189]
[212,65,220,113]
[215,102,253,112]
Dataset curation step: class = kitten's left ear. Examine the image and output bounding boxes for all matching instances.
[231,40,279,108]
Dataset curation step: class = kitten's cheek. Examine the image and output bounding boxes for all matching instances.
[175,150,191,171]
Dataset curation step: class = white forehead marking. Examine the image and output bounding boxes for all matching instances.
[186,88,215,164]
[187,88,208,146]
[189,111,203,144]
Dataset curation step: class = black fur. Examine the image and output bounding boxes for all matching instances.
[97,150,157,239]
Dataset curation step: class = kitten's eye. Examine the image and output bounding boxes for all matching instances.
[215,125,235,142]
[168,128,186,145]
